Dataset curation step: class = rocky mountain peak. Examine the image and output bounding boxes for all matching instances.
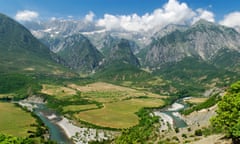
[107,39,140,67]
[144,19,240,68]
[56,34,103,73]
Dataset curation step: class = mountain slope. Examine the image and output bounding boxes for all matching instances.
[0,13,70,75]
[144,20,240,68]
[56,34,103,73]
[153,56,239,95]
[104,39,140,67]
[210,48,240,72]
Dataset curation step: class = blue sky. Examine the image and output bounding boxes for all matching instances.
[0,0,240,32]
[0,0,239,20]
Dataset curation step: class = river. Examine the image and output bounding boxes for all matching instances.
[31,101,188,143]
[34,104,73,144]
[27,103,112,144]
[8,97,188,143]
[154,99,188,131]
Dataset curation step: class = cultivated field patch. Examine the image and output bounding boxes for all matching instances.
[68,82,136,92]
[41,82,167,129]
[41,84,77,98]
[63,104,98,113]
[184,97,208,104]
[76,98,164,128]
[69,82,166,102]
[0,102,37,137]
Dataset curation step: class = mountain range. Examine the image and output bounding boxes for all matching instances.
[1,13,240,95]
[25,18,240,72]
[144,20,240,68]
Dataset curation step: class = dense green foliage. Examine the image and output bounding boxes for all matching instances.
[45,93,102,114]
[95,62,150,82]
[0,133,34,144]
[0,13,73,76]
[0,74,41,99]
[0,133,56,144]
[94,56,240,97]
[194,129,203,136]
[155,57,238,96]
[115,109,159,143]
[211,81,240,143]
[211,48,240,72]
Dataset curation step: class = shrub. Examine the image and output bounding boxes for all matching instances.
[194,129,203,136]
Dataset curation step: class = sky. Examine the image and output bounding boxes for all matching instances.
[0,0,240,32]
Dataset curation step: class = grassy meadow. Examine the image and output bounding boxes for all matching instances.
[76,98,164,128]
[184,97,208,104]
[41,84,77,98]
[0,102,37,137]
[63,104,98,113]
[41,82,166,128]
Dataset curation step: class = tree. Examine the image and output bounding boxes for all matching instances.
[211,81,240,144]
[0,133,33,144]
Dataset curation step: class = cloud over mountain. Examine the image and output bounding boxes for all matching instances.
[18,0,240,33]
[96,0,195,31]
[85,11,95,22]
[192,8,215,24]
[220,12,240,32]
[15,10,39,21]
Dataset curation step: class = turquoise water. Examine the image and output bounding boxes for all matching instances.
[161,100,188,128]
[162,111,187,128]
[34,105,72,144]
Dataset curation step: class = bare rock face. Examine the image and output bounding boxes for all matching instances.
[106,39,140,67]
[56,34,103,73]
[145,20,240,68]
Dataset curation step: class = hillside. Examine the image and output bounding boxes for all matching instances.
[23,18,240,96]
[105,39,140,67]
[55,34,103,73]
[144,20,240,68]
[0,13,72,76]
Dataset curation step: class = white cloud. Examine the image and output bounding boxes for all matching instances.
[220,12,240,32]
[50,17,57,21]
[15,10,39,21]
[192,8,215,24]
[84,11,95,22]
[68,15,73,19]
[97,0,195,31]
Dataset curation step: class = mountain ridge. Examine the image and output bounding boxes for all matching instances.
[0,13,72,76]
[144,20,240,68]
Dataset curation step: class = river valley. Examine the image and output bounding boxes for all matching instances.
[18,99,114,144]
[2,95,216,144]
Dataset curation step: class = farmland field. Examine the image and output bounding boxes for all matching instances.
[41,84,77,98]
[76,98,164,128]
[184,97,208,104]
[41,82,167,129]
[69,82,166,102]
[0,102,37,137]
[63,104,98,113]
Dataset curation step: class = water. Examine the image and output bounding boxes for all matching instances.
[34,104,72,144]
[0,100,72,143]
[159,100,188,128]
[162,111,187,128]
